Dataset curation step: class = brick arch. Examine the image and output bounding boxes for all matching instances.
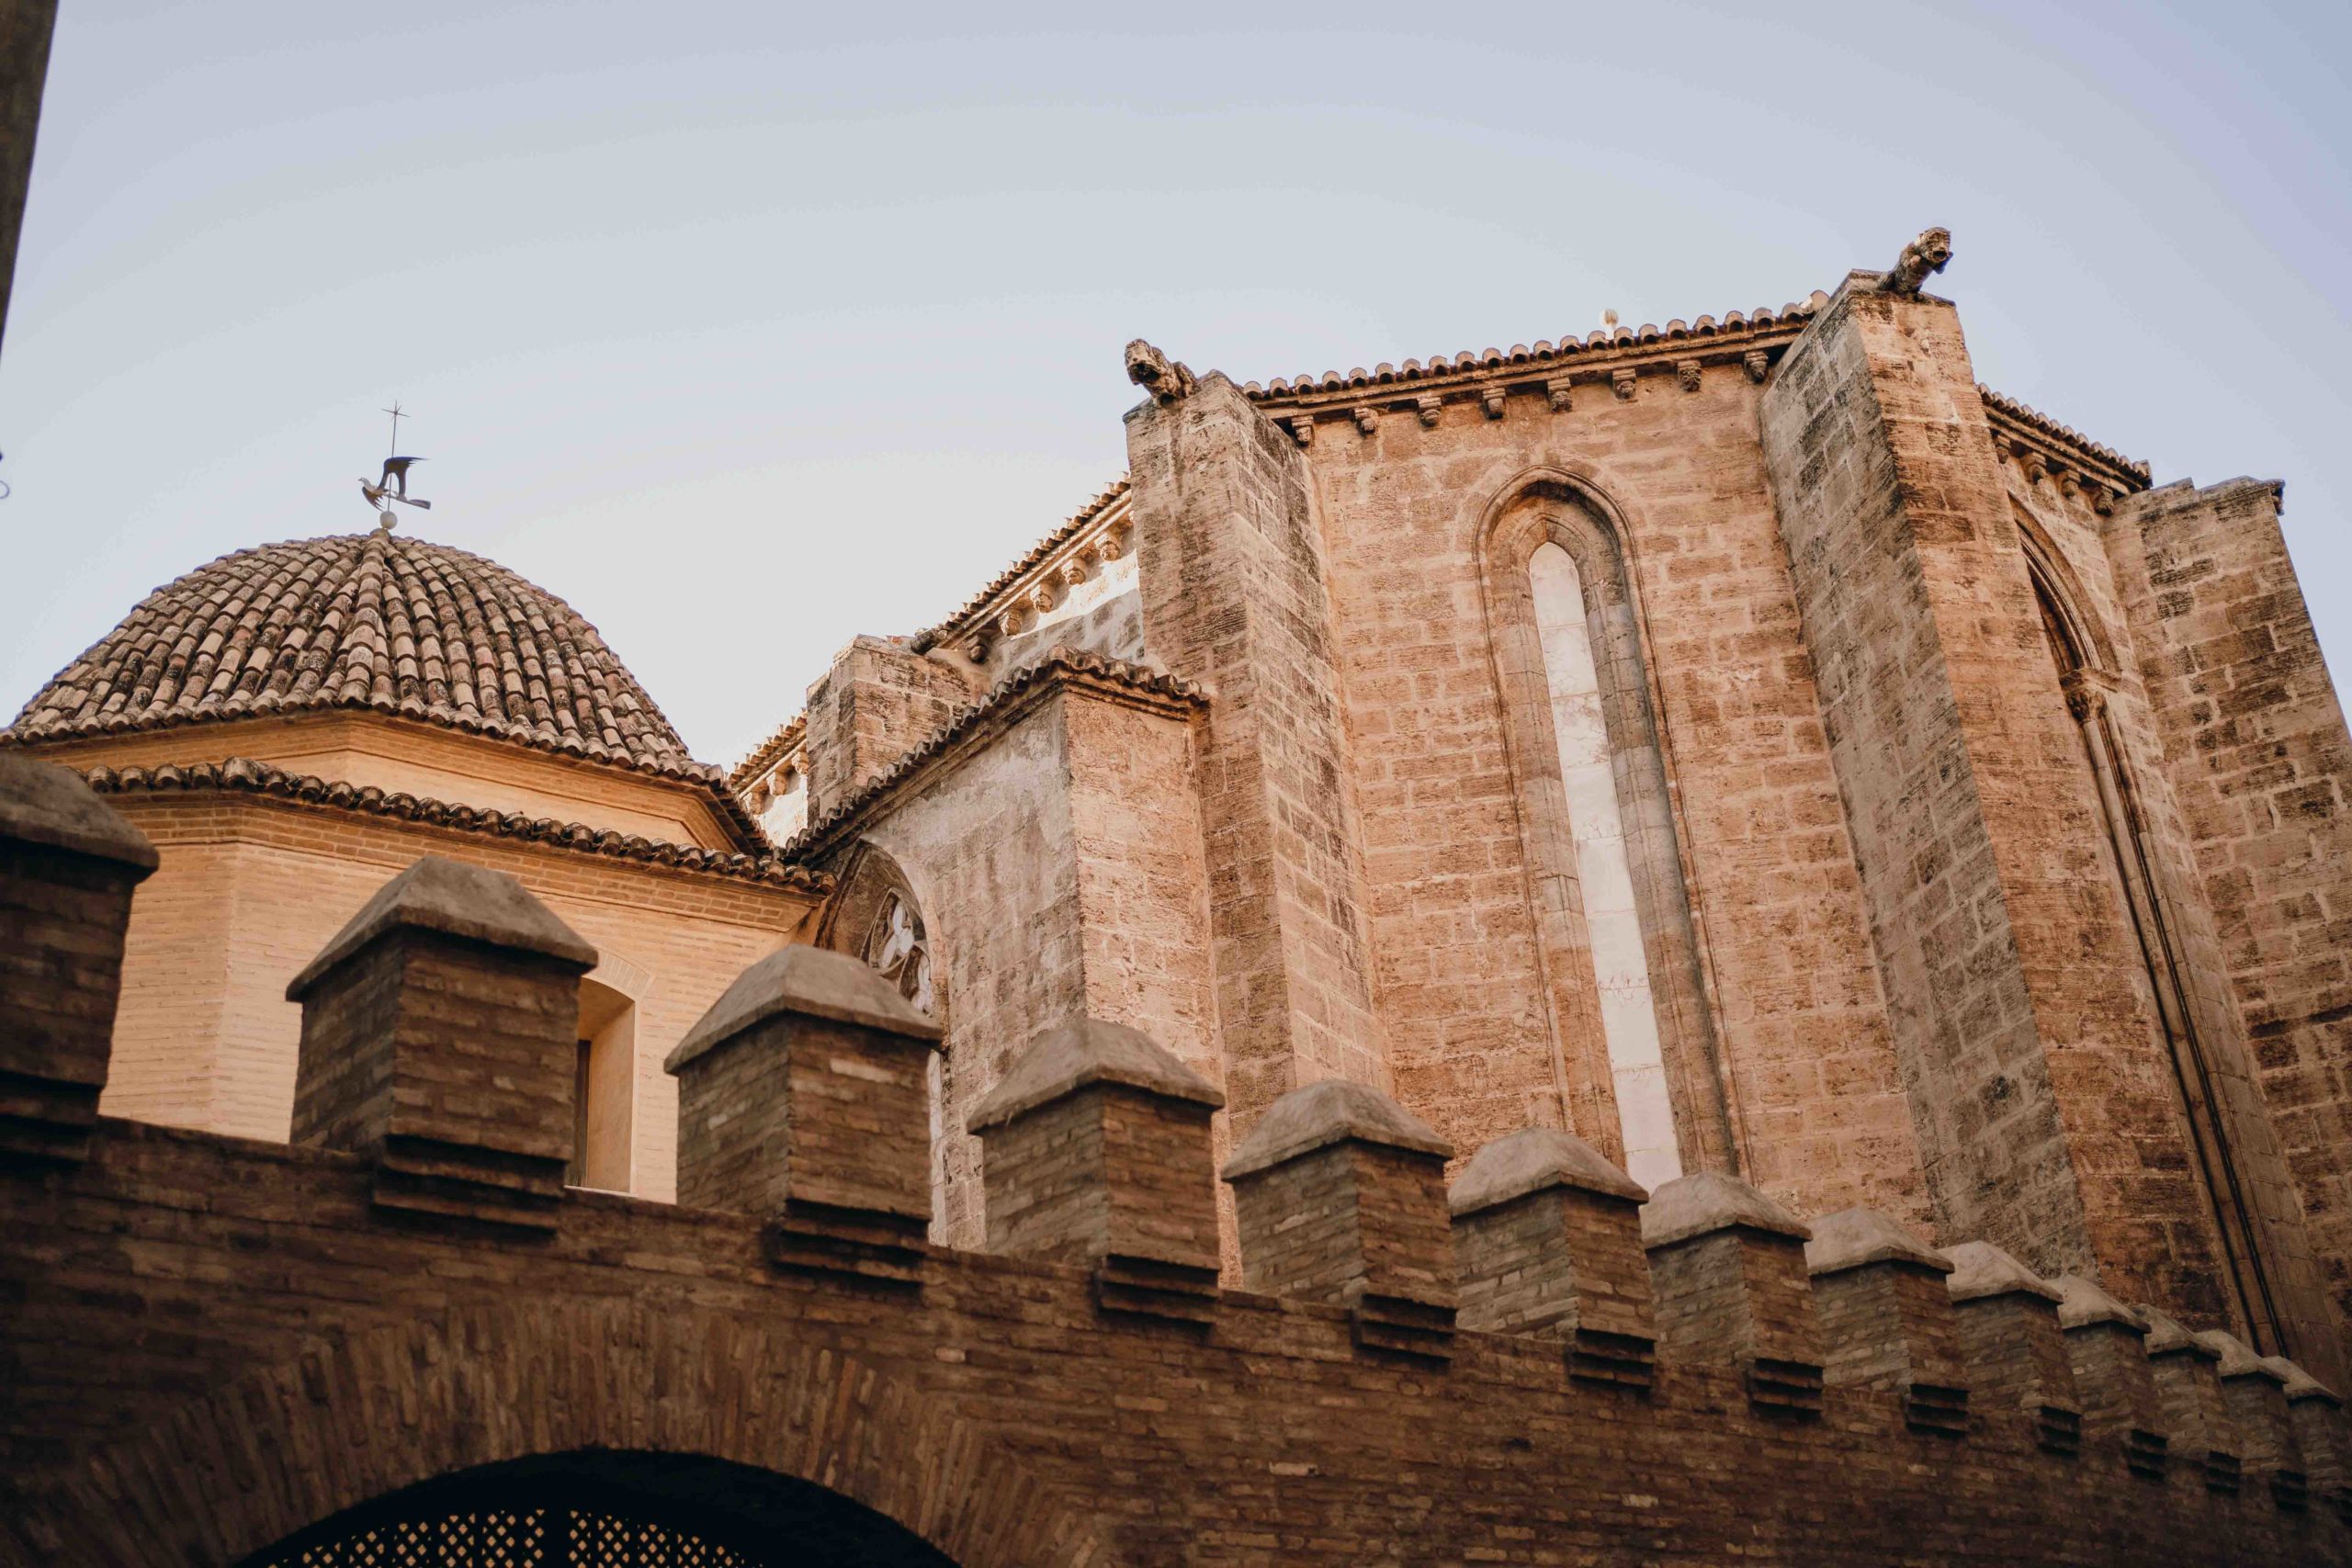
[17,1301,1114,1568]
[1474,465,1744,1182]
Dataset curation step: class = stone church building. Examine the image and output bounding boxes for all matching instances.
[8,235,2352,1562]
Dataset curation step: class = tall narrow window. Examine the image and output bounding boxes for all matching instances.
[1529,541,1683,1189]
[570,977,636,1191]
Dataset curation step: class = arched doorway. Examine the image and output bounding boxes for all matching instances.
[243,1451,957,1567]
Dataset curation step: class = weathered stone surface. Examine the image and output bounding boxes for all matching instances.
[1222,1075,1450,1180]
[1448,1125,1646,1213]
[668,942,943,1072]
[1807,1206,1949,1278]
[967,1017,1224,1132]
[1642,1169,1811,1251]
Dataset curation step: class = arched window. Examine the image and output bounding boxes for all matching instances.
[1484,474,1735,1190]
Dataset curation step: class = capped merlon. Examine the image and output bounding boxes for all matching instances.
[284,853,594,1000]
[666,944,944,1074]
[1940,1240,2064,1304]
[2136,1303,2221,1360]
[1639,1169,1811,1250]
[2051,1274,2148,1335]
[1222,1076,1452,1179]
[1448,1125,1646,1215]
[0,752,159,873]
[1804,1206,1950,1279]
[2197,1327,2285,1382]
[967,1017,1224,1133]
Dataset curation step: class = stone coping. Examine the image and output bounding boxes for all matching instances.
[0,752,159,872]
[1941,1242,2064,1305]
[1639,1171,1810,1252]
[2262,1356,2340,1405]
[1222,1077,1450,1182]
[666,945,944,1074]
[2196,1329,2283,1382]
[2051,1273,2147,1335]
[2136,1304,2221,1360]
[966,1018,1223,1134]
[285,854,596,999]
[1803,1206,1947,1278]
[1447,1127,1645,1215]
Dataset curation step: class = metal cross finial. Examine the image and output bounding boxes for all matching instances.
[381,400,406,459]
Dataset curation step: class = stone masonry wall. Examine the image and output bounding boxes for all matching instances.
[1125,376,1388,1130]
[1754,280,2332,1372]
[803,637,982,822]
[2115,476,2352,1348]
[1289,351,1925,1228]
[828,679,1223,1253]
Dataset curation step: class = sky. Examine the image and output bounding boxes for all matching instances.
[2,1,2346,765]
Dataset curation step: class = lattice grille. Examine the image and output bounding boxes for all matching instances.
[271,1507,756,1566]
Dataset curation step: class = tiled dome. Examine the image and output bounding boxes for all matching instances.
[6,531,708,778]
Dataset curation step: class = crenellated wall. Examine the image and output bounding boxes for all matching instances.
[2,777,2345,1565]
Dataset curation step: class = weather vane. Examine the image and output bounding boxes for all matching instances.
[359,400,432,529]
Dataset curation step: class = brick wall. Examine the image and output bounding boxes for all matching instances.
[8,1122,2343,1564]
[88,790,809,1200]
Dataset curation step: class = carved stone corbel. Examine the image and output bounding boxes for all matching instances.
[1415,394,1442,428]
[1482,387,1507,420]
[1545,377,1574,413]
[1352,406,1378,435]
[1744,349,1770,383]
[1287,416,1314,447]
[1611,367,1637,401]
[1676,360,1701,393]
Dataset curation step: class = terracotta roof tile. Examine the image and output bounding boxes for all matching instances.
[81,757,827,894]
[909,480,1130,654]
[6,532,710,781]
[1977,384,2151,485]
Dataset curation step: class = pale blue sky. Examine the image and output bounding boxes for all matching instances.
[3,2,2345,762]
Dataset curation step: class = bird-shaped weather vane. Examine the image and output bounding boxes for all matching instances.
[359,400,432,529]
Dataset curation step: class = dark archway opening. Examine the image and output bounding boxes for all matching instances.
[243,1450,959,1568]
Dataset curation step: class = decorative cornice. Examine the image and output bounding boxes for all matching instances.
[728,713,807,793]
[908,480,1132,658]
[1240,295,1830,414]
[4,702,775,857]
[1978,384,2151,489]
[81,756,829,895]
[781,648,1206,863]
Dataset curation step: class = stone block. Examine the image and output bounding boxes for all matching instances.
[1805,1207,1965,1436]
[1943,1242,2082,1454]
[1642,1171,1821,1416]
[1450,1127,1655,1389]
[1224,1077,1455,1360]
[667,944,944,1283]
[0,754,156,1165]
[286,854,596,1229]
[2139,1304,2242,1493]
[2200,1330,2307,1510]
[967,1017,1225,1320]
[2052,1274,2166,1479]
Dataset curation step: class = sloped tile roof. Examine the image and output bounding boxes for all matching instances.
[81,757,826,894]
[6,531,709,781]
